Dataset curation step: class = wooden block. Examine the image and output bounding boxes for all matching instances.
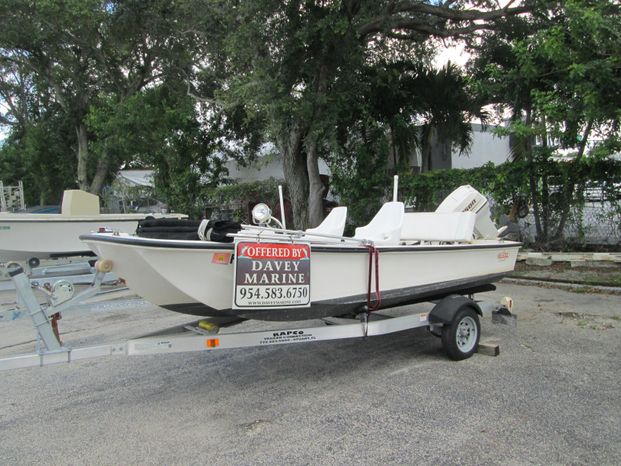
[478,342,500,357]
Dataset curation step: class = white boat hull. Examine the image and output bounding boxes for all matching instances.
[81,234,521,321]
[0,213,186,262]
[86,237,227,317]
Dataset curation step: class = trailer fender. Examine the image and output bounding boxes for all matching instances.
[428,295,482,326]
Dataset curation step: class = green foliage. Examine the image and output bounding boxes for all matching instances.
[468,0,621,247]
[397,158,621,249]
[471,0,620,150]
[204,178,289,224]
[0,0,200,194]
[329,119,391,226]
[3,0,616,245]
[396,162,524,215]
[0,111,75,206]
[327,61,482,226]
[331,144,621,248]
[184,0,522,227]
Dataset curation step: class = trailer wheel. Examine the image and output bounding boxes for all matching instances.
[28,257,40,268]
[441,307,480,360]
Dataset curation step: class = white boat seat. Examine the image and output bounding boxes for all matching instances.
[221,207,349,243]
[401,212,476,243]
[353,202,404,246]
[304,206,347,240]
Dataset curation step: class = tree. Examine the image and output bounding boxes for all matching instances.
[0,0,193,194]
[187,0,533,229]
[327,61,481,225]
[470,0,621,247]
[0,54,76,205]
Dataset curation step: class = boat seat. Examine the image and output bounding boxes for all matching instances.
[401,212,476,243]
[353,202,404,246]
[230,207,348,243]
[304,206,347,241]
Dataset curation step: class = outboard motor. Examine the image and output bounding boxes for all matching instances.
[435,185,498,239]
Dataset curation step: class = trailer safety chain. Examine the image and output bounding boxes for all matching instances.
[366,245,381,312]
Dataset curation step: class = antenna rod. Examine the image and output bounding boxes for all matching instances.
[393,175,399,202]
[278,185,287,229]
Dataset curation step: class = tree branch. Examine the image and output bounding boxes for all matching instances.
[391,0,530,20]
[358,1,532,38]
[186,80,218,105]
[0,114,16,126]
[0,92,20,122]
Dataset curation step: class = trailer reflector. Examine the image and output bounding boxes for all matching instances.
[206,338,220,348]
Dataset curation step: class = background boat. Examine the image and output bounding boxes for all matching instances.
[0,189,186,265]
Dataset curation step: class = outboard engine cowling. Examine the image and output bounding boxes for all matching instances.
[435,185,498,239]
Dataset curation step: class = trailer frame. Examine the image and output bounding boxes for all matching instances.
[0,264,514,371]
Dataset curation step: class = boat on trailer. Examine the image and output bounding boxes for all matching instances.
[80,185,520,322]
[0,184,520,369]
[0,189,187,266]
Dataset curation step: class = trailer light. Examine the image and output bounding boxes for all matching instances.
[206,338,220,348]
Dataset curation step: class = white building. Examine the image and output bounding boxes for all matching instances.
[451,124,511,169]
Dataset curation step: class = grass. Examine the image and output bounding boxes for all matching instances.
[512,261,621,288]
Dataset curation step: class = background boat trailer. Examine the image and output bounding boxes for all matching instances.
[0,262,516,371]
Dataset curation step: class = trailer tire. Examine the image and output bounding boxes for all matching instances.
[28,257,40,268]
[441,307,480,360]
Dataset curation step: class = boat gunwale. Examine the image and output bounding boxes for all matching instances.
[80,233,522,254]
[0,214,187,223]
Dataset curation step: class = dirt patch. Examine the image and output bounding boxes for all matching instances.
[555,311,617,331]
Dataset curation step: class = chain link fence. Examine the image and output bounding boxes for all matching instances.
[518,199,621,247]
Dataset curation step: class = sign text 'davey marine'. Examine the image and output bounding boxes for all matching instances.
[243,259,306,284]
[236,242,310,285]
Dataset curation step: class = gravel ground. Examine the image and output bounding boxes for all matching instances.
[0,281,620,465]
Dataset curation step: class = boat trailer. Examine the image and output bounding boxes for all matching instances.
[0,262,516,371]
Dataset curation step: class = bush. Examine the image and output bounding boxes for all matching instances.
[204,178,290,225]
[331,158,621,249]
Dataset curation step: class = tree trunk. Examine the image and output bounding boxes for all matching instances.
[540,119,550,241]
[518,108,545,246]
[554,119,594,240]
[280,123,309,230]
[305,63,329,228]
[390,122,398,169]
[421,126,432,172]
[76,123,89,191]
[421,126,438,173]
[90,152,109,195]
[306,137,324,228]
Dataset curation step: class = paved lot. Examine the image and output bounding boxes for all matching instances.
[0,282,619,465]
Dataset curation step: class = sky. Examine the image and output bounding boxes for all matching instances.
[433,42,470,69]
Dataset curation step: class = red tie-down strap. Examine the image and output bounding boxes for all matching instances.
[51,312,62,345]
[366,245,381,311]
